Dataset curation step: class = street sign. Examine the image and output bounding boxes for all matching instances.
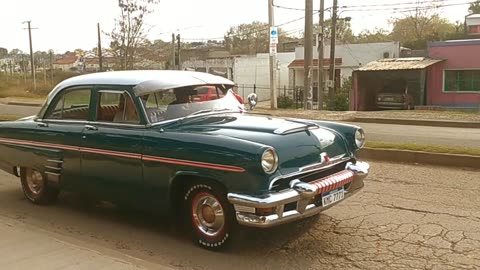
[270,27,278,45]
[269,44,277,56]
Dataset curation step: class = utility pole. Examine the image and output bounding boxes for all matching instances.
[49,50,53,84]
[23,21,36,90]
[97,23,103,72]
[317,0,325,110]
[171,33,176,70]
[328,0,338,110]
[176,34,181,70]
[303,0,313,110]
[269,0,277,109]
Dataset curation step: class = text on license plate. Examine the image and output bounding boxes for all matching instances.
[321,187,345,207]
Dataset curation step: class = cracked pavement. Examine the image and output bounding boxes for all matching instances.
[0,161,478,269]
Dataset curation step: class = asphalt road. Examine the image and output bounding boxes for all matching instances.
[1,103,479,149]
[345,122,480,149]
[0,161,479,270]
[0,103,40,118]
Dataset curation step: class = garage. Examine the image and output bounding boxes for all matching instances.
[351,58,443,111]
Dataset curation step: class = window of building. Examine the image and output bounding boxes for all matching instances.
[444,70,480,92]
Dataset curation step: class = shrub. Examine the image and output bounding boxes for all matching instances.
[332,77,351,111]
[277,96,295,109]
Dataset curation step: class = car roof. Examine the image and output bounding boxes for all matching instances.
[47,70,235,102]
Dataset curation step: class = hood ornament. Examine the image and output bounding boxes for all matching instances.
[320,152,330,164]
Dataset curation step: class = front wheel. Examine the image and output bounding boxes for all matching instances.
[184,182,235,250]
[20,167,59,205]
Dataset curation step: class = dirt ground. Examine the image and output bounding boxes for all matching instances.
[0,161,479,270]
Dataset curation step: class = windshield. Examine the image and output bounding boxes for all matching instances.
[140,87,244,124]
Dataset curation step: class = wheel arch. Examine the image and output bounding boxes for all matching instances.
[169,173,228,213]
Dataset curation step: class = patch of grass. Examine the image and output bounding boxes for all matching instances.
[0,115,21,121]
[0,71,81,98]
[366,141,480,156]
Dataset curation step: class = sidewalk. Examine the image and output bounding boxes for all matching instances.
[0,216,167,270]
[1,96,479,128]
[253,106,480,128]
[0,97,44,107]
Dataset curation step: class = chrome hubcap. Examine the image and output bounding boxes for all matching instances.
[192,194,225,237]
[26,169,44,195]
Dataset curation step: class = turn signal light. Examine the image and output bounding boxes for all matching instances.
[256,207,276,216]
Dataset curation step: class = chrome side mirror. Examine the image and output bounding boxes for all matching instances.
[247,93,258,110]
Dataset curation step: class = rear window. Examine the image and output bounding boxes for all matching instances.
[196,87,210,95]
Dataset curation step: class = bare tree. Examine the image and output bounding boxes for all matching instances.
[108,0,160,70]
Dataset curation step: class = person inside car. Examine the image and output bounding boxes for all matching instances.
[166,87,193,119]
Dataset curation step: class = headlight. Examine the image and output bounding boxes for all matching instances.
[261,148,278,174]
[355,129,366,148]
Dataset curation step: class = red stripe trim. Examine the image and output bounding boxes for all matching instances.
[0,137,245,173]
[81,147,142,159]
[142,155,245,173]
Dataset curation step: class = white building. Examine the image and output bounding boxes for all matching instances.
[233,52,296,101]
[288,42,401,90]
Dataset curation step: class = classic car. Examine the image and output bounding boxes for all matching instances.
[192,85,224,102]
[0,70,369,250]
[376,79,414,110]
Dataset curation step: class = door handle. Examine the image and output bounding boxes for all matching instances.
[84,125,98,131]
[37,122,48,127]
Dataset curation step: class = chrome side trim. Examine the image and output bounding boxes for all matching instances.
[45,166,61,171]
[273,124,319,135]
[268,155,350,190]
[47,160,63,164]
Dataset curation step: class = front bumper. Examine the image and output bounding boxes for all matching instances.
[227,161,369,228]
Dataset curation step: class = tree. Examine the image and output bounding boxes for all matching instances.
[224,21,293,55]
[313,19,355,44]
[108,0,160,70]
[391,15,457,49]
[470,1,480,14]
[355,28,393,44]
[0,47,7,58]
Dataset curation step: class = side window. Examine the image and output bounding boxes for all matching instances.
[97,91,139,124]
[46,88,91,120]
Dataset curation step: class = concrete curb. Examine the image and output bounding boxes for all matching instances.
[358,147,480,169]
[350,117,480,129]
[5,101,42,107]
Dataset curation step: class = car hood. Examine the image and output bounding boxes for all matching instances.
[168,113,351,175]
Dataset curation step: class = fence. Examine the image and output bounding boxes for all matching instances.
[234,84,327,110]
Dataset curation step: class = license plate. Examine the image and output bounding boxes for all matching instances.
[384,97,394,101]
[321,187,345,207]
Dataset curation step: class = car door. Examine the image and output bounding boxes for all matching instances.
[35,86,93,190]
[80,87,145,206]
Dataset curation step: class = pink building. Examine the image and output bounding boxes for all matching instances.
[427,39,480,108]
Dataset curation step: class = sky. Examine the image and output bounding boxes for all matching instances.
[0,0,473,54]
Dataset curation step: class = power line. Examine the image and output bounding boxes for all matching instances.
[341,1,474,12]
[180,1,472,42]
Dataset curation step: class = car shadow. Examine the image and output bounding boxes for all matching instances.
[0,185,329,257]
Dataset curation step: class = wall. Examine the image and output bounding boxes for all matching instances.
[233,52,295,101]
[293,42,400,86]
[427,41,480,107]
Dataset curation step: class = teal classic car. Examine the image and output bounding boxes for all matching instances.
[0,70,369,250]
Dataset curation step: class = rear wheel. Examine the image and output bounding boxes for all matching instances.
[21,167,59,205]
[184,182,235,250]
